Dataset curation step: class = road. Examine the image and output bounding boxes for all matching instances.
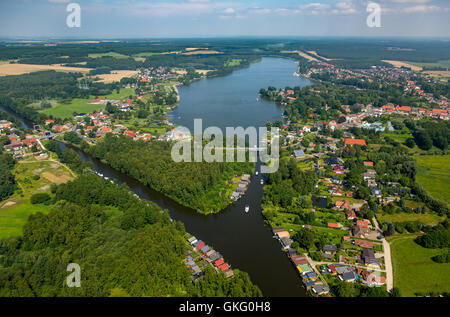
[372,217,393,291]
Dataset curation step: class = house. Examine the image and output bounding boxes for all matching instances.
[214,258,224,267]
[22,138,38,148]
[356,219,370,228]
[275,230,290,239]
[354,239,374,249]
[363,161,374,167]
[328,222,340,229]
[323,244,337,255]
[360,249,379,266]
[195,241,205,250]
[123,130,136,138]
[297,264,313,274]
[343,138,366,146]
[218,263,229,271]
[311,284,330,295]
[340,271,356,282]
[346,209,357,220]
[291,255,308,266]
[293,149,305,158]
[353,225,370,238]
[335,200,351,210]
[280,237,292,249]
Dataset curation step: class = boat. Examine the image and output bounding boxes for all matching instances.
[260,179,264,185]
[255,171,258,175]
[244,205,249,213]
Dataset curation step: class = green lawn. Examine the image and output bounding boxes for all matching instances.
[407,60,450,69]
[40,88,134,119]
[377,211,445,225]
[388,234,450,296]
[415,155,450,204]
[0,200,50,239]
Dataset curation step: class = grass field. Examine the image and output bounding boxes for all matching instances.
[0,158,74,239]
[377,211,445,225]
[415,155,450,204]
[407,60,450,69]
[0,200,50,239]
[388,234,450,296]
[40,87,134,118]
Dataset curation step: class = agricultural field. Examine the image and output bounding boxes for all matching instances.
[40,87,134,118]
[415,155,450,204]
[381,60,423,71]
[388,234,450,297]
[0,63,92,76]
[0,157,74,239]
[91,70,139,83]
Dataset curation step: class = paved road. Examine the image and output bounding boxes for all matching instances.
[373,217,393,291]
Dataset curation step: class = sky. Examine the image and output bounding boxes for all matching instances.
[0,0,449,39]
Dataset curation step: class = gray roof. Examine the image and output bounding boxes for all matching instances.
[312,284,330,294]
[342,272,356,280]
[323,244,337,252]
[335,266,355,275]
[294,149,305,157]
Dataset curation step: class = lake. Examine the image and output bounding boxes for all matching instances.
[172,57,310,131]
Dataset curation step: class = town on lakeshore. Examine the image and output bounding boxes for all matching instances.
[0,0,449,303]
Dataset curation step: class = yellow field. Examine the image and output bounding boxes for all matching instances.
[307,50,334,61]
[281,50,319,62]
[382,60,423,71]
[173,69,211,75]
[92,70,139,83]
[41,171,73,185]
[0,63,92,76]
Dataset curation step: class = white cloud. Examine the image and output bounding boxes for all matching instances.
[223,8,235,14]
[301,3,331,10]
[402,4,441,13]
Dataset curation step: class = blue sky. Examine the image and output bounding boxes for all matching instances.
[0,0,449,38]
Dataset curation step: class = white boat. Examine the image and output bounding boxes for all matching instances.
[260,179,264,185]
[244,205,249,213]
[255,171,258,175]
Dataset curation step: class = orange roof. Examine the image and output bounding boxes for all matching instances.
[432,109,447,114]
[218,263,229,271]
[356,219,370,227]
[343,138,366,146]
[396,106,411,112]
[328,223,339,228]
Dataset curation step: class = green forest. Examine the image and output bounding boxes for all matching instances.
[0,175,261,297]
[87,134,254,213]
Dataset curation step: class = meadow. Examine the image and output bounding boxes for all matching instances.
[40,87,134,118]
[415,155,450,204]
[388,234,450,296]
[0,158,74,239]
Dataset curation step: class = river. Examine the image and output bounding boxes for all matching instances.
[0,57,311,297]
